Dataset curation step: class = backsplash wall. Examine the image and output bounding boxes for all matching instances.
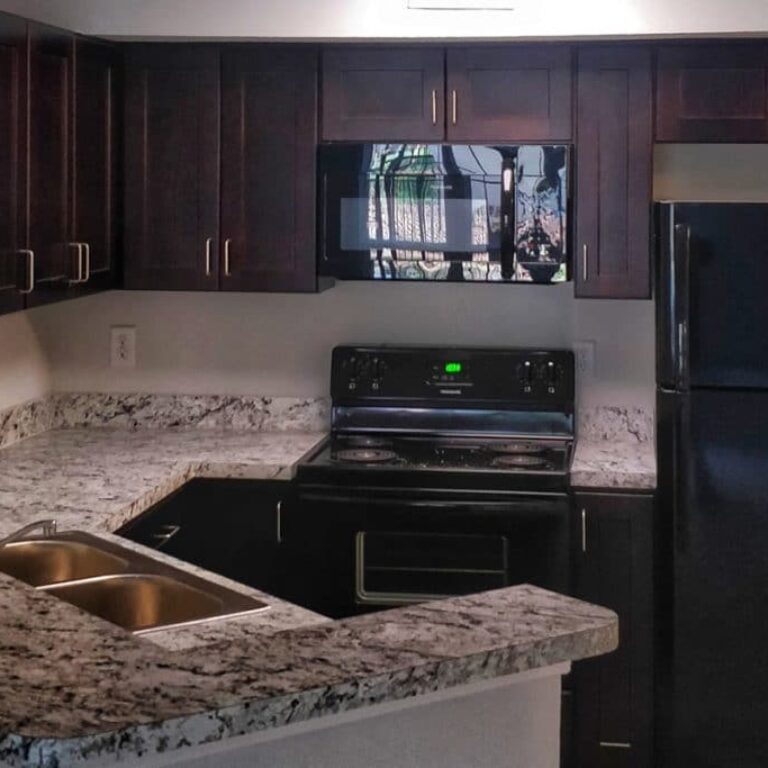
[29,283,655,410]
[0,312,50,411]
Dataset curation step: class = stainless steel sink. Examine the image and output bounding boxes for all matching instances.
[0,535,129,586]
[0,531,269,633]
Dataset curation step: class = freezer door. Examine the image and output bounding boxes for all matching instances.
[657,203,768,390]
[657,389,768,768]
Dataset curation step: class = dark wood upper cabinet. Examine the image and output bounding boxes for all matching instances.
[657,44,768,142]
[221,46,318,292]
[124,45,220,290]
[26,23,75,307]
[572,493,654,768]
[446,45,573,141]
[71,38,118,295]
[575,46,653,300]
[0,14,27,315]
[322,47,444,141]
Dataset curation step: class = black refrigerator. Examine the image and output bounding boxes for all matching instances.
[656,202,768,768]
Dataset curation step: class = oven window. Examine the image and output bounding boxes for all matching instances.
[355,531,510,606]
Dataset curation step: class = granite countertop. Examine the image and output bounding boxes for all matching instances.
[571,440,657,490]
[0,425,619,768]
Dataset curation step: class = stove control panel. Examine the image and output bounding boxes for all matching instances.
[332,346,574,406]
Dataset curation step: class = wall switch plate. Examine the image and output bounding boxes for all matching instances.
[110,326,136,369]
[573,340,596,382]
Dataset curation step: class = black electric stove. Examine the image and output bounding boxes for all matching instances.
[297,345,575,493]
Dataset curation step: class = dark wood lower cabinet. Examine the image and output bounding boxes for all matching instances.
[571,492,654,768]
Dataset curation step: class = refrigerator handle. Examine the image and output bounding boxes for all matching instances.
[674,394,690,554]
[673,222,692,389]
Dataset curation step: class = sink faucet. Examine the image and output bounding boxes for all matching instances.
[0,519,57,548]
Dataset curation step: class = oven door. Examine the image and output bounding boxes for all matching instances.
[287,487,570,619]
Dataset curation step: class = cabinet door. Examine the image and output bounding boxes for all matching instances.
[0,14,27,315]
[71,38,118,295]
[124,45,220,290]
[26,24,75,307]
[657,44,768,142]
[572,493,654,768]
[446,45,572,142]
[576,46,652,299]
[221,46,318,292]
[322,46,444,141]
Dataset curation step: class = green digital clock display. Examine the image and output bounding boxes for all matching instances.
[444,362,463,374]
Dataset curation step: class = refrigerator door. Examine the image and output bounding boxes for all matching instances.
[657,203,768,390]
[657,389,768,768]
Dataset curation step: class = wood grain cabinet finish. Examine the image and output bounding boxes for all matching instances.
[71,38,118,296]
[447,45,573,142]
[572,493,654,768]
[124,46,220,290]
[221,46,318,292]
[576,46,653,299]
[0,14,27,315]
[26,23,75,307]
[322,47,444,141]
[657,44,768,142]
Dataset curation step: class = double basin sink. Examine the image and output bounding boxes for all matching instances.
[0,531,268,634]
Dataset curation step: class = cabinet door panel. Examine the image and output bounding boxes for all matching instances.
[576,46,652,299]
[124,45,220,290]
[221,47,317,292]
[572,493,654,768]
[72,38,117,295]
[447,46,572,141]
[0,14,26,315]
[27,24,74,307]
[322,47,444,141]
[657,44,768,142]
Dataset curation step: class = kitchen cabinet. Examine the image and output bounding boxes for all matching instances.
[575,46,653,299]
[657,44,768,142]
[26,23,75,307]
[221,46,318,292]
[124,45,221,290]
[446,45,572,142]
[322,46,444,141]
[70,37,119,296]
[116,479,292,595]
[571,492,654,768]
[322,44,572,142]
[0,13,27,316]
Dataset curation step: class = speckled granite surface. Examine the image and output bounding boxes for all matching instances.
[0,425,618,768]
[572,405,657,490]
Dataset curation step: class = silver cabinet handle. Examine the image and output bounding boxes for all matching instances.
[18,249,34,294]
[224,238,232,277]
[82,242,90,283]
[581,508,587,553]
[205,237,213,277]
[276,500,282,544]
[582,244,588,282]
[451,89,458,126]
[67,243,84,285]
[431,89,438,126]
[151,524,181,549]
[599,742,632,749]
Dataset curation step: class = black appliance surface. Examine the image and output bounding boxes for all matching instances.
[292,345,574,619]
[319,144,570,284]
[656,202,768,768]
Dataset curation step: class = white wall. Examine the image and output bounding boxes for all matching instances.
[28,285,656,410]
[1,0,767,39]
[0,311,50,410]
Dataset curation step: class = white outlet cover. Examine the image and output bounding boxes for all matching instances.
[110,326,137,369]
[573,341,596,382]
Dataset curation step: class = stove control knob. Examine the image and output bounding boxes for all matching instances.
[518,360,534,393]
[545,361,559,393]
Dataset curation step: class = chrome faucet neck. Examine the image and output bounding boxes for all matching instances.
[0,519,58,548]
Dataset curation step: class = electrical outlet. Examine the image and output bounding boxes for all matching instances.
[110,326,136,369]
[573,340,596,382]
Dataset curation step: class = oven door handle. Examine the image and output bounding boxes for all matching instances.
[299,493,566,513]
